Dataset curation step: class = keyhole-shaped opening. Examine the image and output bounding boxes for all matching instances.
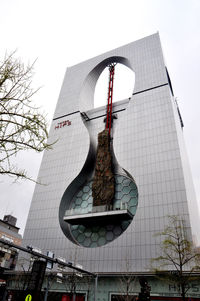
[94,63,135,108]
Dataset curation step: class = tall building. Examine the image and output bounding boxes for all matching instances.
[22,33,200,299]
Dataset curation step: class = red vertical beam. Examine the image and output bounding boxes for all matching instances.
[106,64,116,135]
[109,66,115,135]
[106,68,112,129]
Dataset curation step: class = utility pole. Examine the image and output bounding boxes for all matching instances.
[0,239,97,300]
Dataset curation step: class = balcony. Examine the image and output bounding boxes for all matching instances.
[63,203,133,225]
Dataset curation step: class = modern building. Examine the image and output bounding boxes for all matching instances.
[20,33,200,300]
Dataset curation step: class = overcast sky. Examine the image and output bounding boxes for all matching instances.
[0,0,200,235]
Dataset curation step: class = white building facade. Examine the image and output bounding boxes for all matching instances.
[23,33,199,278]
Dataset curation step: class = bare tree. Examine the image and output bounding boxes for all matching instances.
[62,247,83,301]
[5,256,33,300]
[151,215,200,301]
[0,51,52,181]
[116,252,137,301]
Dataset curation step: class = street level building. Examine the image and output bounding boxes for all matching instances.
[20,33,200,300]
[0,215,22,270]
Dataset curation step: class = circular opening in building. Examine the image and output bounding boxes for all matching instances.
[94,63,135,108]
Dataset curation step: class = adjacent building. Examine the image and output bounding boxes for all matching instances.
[0,215,22,270]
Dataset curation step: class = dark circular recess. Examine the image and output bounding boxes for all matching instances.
[69,174,138,248]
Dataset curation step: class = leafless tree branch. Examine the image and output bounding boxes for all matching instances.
[0,51,54,181]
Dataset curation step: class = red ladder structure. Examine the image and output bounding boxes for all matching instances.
[106,63,116,135]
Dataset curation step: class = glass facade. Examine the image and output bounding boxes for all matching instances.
[22,33,200,274]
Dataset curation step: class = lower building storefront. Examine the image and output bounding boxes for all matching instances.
[3,274,200,301]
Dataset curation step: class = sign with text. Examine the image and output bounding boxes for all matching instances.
[55,120,71,130]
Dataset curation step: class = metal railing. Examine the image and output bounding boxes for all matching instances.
[65,202,128,217]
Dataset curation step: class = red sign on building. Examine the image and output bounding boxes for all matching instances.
[55,120,71,130]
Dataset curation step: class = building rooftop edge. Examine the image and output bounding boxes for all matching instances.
[0,219,19,230]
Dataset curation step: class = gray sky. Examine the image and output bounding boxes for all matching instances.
[0,0,200,235]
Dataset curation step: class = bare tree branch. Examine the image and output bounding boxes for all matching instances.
[0,51,54,181]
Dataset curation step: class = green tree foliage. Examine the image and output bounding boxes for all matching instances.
[0,51,52,181]
[152,215,200,301]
